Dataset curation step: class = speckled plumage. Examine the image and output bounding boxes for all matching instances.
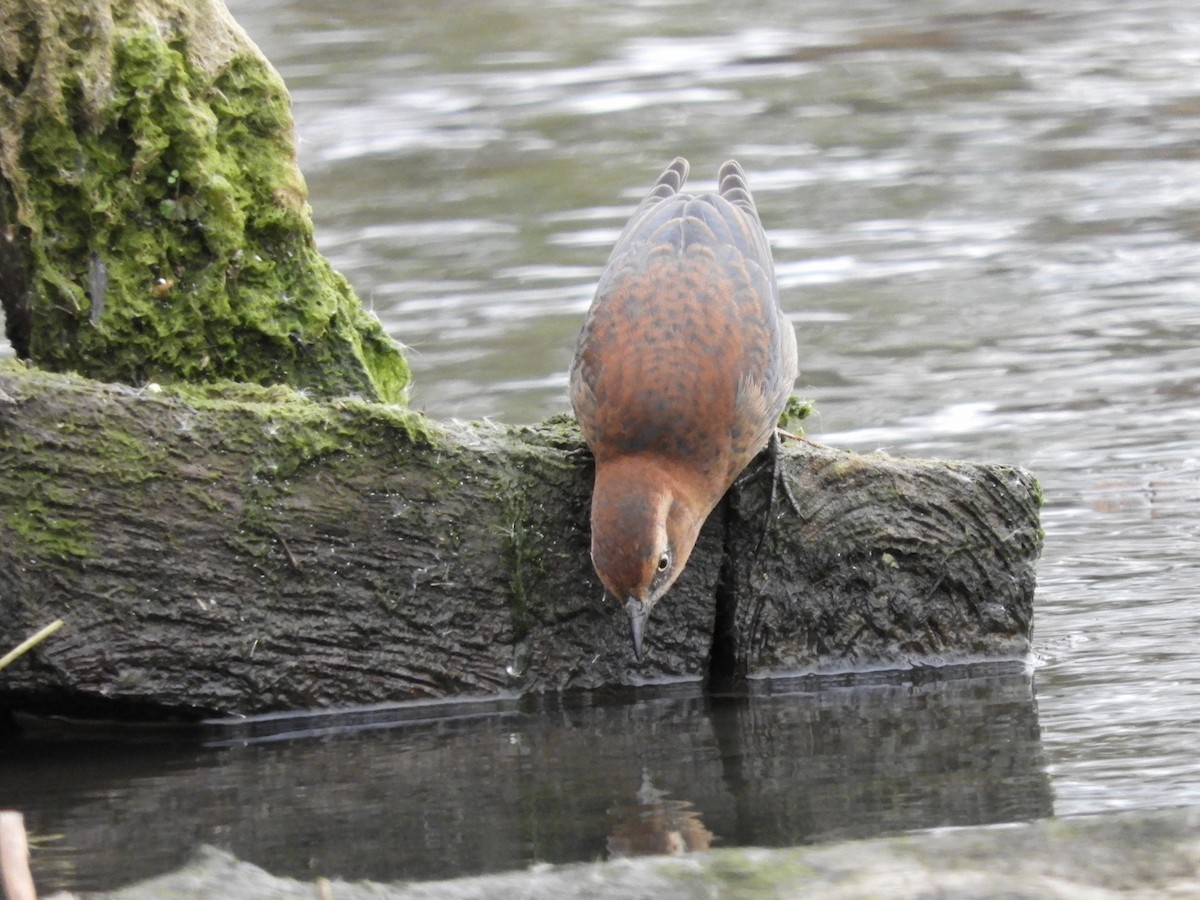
[570,158,799,658]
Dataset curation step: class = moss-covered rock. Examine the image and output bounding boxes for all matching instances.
[0,0,409,402]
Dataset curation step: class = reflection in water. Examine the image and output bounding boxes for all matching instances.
[5,668,1049,892]
[709,668,1052,846]
[606,770,714,858]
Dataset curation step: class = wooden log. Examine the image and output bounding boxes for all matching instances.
[0,363,1042,718]
[717,444,1042,681]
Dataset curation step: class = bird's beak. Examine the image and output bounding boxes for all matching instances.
[626,597,650,661]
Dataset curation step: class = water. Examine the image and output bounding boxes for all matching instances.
[5,0,1200,891]
[7,673,1049,890]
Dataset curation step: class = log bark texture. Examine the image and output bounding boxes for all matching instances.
[0,363,1042,718]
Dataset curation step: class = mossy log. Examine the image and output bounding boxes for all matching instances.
[0,362,1042,718]
[0,0,408,402]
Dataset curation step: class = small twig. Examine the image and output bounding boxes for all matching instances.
[276,534,302,572]
[0,620,64,672]
[0,811,37,900]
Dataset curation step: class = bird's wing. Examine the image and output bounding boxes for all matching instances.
[571,159,798,461]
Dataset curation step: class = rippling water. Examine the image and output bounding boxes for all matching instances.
[6,0,1200,891]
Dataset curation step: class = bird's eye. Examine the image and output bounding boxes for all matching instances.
[657,552,670,572]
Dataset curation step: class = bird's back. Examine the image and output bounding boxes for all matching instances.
[570,159,798,486]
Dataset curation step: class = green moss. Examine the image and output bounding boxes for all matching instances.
[520,414,589,469]
[828,454,871,479]
[3,475,92,559]
[2,4,410,402]
[0,363,449,570]
[533,412,584,442]
[167,380,442,454]
[180,481,225,512]
[1031,474,1045,508]
[328,395,445,449]
[89,426,170,482]
[157,381,443,558]
[5,509,90,558]
[500,494,531,640]
[487,458,535,636]
[691,849,817,899]
[496,417,594,632]
[779,395,814,434]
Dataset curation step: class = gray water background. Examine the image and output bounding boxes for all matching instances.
[3,0,1199,890]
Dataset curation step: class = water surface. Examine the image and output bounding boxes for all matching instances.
[8,671,1048,890]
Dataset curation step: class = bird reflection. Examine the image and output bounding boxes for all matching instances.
[606,769,714,858]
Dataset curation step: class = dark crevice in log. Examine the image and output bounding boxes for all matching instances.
[705,498,741,694]
[0,683,207,723]
[0,182,32,358]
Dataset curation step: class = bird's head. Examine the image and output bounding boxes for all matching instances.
[588,458,706,660]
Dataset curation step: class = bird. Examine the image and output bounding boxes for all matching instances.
[569,158,799,660]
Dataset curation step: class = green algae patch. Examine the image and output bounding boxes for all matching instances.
[0,0,410,403]
[779,395,814,434]
[695,849,817,899]
[167,379,444,455]
[3,478,93,559]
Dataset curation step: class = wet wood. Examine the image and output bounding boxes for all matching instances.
[0,364,1042,718]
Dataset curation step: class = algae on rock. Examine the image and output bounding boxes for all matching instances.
[0,0,409,402]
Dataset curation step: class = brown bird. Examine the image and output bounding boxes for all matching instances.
[570,158,799,659]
